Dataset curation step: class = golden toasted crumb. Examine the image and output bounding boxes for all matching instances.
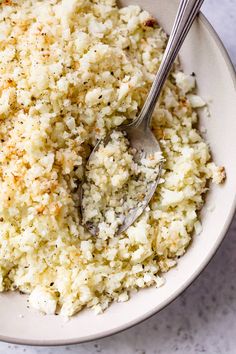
[143,17,158,28]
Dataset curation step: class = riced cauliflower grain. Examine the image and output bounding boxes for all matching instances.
[0,0,225,317]
[29,286,57,315]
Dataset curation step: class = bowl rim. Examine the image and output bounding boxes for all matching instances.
[1,12,236,347]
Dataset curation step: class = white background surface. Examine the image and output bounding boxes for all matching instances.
[1,0,236,353]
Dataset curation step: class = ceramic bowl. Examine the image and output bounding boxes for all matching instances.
[0,0,235,346]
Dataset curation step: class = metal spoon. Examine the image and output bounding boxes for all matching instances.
[81,0,205,235]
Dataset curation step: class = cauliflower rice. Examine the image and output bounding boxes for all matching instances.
[0,0,225,317]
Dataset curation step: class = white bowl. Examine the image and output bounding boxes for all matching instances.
[0,0,236,346]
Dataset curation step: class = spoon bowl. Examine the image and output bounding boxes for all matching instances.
[81,121,162,236]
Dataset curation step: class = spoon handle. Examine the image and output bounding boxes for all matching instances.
[135,0,205,129]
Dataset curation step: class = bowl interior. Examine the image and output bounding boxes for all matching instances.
[0,0,236,345]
